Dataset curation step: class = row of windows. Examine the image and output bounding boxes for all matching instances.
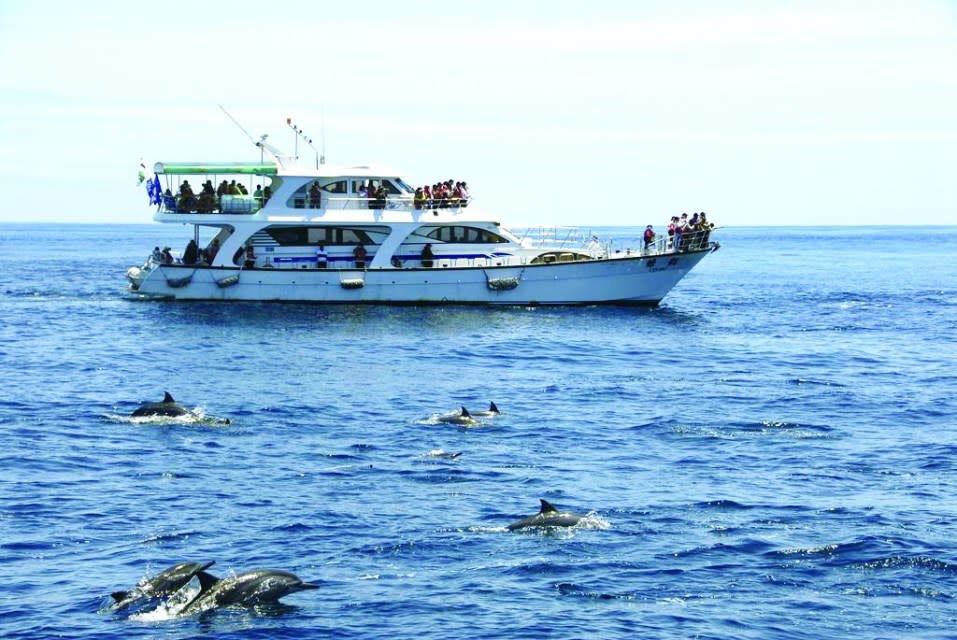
[288,178,414,197]
[424,226,508,244]
[265,226,388,246]
[262,225,509,247]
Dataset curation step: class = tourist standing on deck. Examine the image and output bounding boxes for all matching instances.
[643,225,656,252]
[421,243,434,268]
[309,181,321,208]
[244,243,256,268]
[353,243,368,269]
[315,244,327,269]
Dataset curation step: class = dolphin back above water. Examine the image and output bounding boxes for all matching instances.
[130,392,191,418]
[437,406,478,425]
[107,560,216,611]
[507,499,586,531]
[179,569,319,615]
[470,402,500,417]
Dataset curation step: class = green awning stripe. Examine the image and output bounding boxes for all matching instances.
[153,162,278,176]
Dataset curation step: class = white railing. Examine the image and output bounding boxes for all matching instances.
[318,196,472,212]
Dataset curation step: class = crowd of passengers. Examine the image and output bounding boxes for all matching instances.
[642,212,714,252]
[165,180,272,213]
[413,180,470,210]
[150,238,222,266]
[353,182,391,210]
[165,177,472,213]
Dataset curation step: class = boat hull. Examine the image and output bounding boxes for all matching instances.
[128,249,713,305]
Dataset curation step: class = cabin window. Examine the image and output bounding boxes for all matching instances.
[286,180,331,208]
[349,179,412,195]
[393,178,415,194]
[424,226,508,244]
[267,227,308,245]
[264,225,388,246]
[322,180,348,193]
[530,251,592,264]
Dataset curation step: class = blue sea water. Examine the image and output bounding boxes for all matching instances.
[0,223,956,639]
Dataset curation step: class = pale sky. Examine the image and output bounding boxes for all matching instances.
[1,0,955,226]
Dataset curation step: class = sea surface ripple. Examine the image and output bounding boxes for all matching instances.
[0,224,955,639]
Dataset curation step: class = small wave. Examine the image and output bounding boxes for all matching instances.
[676,420,833,440]
[398,468,477,485]
[270,522,314,533]
[846,555,957,574]
[556,582,635,600]
[787,378,846,387]
[141,530,199,544]
[676,539,776,559]
[104,411,230,427]
[466,525,511,534]
[421,449,463,460]
[694,499,752,510]
[314,463,375,476]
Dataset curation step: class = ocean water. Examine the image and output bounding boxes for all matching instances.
[0,223,955,639]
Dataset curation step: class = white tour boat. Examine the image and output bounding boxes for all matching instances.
[126,141,718,305]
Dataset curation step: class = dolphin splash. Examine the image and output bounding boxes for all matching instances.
[105,563,318,619]
[127,391,230,424]
[104,560,217,612]
[130,392,193,418]
[507,499,587,531]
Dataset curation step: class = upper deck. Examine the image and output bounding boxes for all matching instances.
[150,160,478,224]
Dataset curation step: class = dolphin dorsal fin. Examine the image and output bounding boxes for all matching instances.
[460,406,471,417]
[163,391,175,403]
[489,401,499,413]
[539,499,559,514]
[196,571,220,592]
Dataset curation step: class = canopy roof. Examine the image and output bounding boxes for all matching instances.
[153,162,278,176]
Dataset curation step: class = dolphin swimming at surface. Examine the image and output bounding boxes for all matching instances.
[128,392,230,424]
[177,569,319,615]
[436,406,479,425]
[506,499,587,531]
[130,392,192,418]
[469,402,500,417]
[106,560,217,612]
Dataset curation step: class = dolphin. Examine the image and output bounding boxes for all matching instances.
[436,406,479,426]
[470,402,500,417]
[107,560,217,612]
[130,392,192,418]
[506,499,586,531]
[178,569,319,615]
[426,449,463,459]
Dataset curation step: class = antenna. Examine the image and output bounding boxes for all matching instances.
[287,117,320,169]
[320,104,326,165]
[219,104,257,146]
[220,105,285,166]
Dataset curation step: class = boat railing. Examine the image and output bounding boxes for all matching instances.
[159,193,263,215]
[618,230,716,257]
[320,195,472,212]
[518,226,594,247]
[158,193,476,215]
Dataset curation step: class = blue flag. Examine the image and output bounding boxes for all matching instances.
[147,175,161,205]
